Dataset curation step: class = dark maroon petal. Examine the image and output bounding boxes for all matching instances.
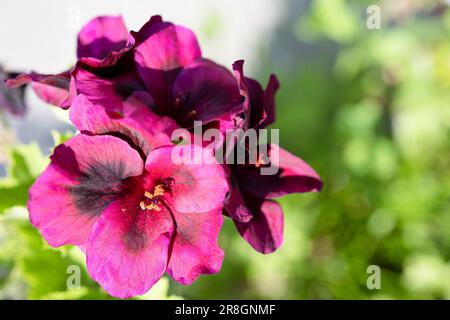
[135,68,179,116]
[72,49,145,110]
[77,15,129,60]
[133,15,201,72]
[172,59,244,128]
[0,68,27,116]
[234,196,284,254]
[86,193,174,298]
[242,77,263,128]
[70,93,177,156]
[236,144,323,199]
[245,74,279,129]
[6,71,73,108]
[223,167,253,222]
[232,60,279,129]
[232,60,251,129]
[28,134,144,247]
[167,207,224,285]
[258,74,279,128]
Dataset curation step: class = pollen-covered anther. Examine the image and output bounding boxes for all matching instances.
[146,203,161,211]
[140,184,166,211]
[153,184,165,197]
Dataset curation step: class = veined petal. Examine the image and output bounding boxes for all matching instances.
[144,145,228,214]
[86,193,174,298]
[72,51,145,110]
[77,15,129,59]
[132,15,201,113]
[28,134,144,247]
[234,196,284,254]
[70,93,177,156]
[6,71,73,108]
[167,207,224,285]
[133,15,201,72]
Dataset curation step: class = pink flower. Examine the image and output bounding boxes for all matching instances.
[7,15,244,132]
[28,96,228,298]
[12,12,323,266]
[73,15,244,131]
[224,61,323,254]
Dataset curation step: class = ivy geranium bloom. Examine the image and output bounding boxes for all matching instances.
[28,96,228,298]
[224,61,323,254]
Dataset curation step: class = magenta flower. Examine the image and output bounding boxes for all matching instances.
[224,61,323,254]
[0,66,27,116]
[28,96,228,298]
[7,15,244,132]
[14,13,323,293]
[72,15,244,132]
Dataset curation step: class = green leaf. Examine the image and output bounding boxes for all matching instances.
[0,143,48,213]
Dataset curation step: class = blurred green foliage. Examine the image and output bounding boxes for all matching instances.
[1,0,449,299]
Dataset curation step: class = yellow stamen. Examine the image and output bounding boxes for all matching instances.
[140,184,166,211]
[144,191,154,199]
[145,203,161,211]
[153,184,165,197]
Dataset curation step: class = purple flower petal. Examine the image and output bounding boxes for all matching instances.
[133,15,201,72]
[236,144,322,199]
[232,60,279,129]
[86,194,173,298]
[6,71,73,108]
[70,93,177,156]
[132,15,202,114]
[246,74,279,129]
[77,15,129,60]
[144,145,228,214]
[234,196,284,254]
[224,170,253,223]
[232,60,251,129]
[172,59,243,128]
[28,134,144,247]
[72,50,145,110]
[143,145,227,284]
[167,207,224,285]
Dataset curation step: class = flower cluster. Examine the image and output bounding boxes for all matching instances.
[7,15,322,298]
